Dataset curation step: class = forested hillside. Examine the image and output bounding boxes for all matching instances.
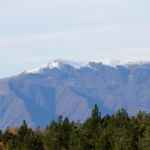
[0,105,150,150]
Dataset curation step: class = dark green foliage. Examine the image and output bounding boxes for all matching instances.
[1,105,150,150]
[5,120,45,150]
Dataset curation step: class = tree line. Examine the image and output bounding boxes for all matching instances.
[0,105,150,150]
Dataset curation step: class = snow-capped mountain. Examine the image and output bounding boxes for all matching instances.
[24,59,88,74]
[1,60,150,128]
[24,59,150,74]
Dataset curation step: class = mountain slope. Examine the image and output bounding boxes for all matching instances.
[0,60,150,128]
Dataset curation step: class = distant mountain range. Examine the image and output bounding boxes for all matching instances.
[1,60,150,128]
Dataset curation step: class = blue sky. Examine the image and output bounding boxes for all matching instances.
[0,0,150,77]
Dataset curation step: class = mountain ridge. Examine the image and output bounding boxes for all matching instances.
[22,59,150,75]
[0,60,150,128]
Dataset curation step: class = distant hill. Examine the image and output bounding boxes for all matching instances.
[1,60,150,128]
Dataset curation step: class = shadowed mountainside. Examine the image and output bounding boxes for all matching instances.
[0,60,150,128]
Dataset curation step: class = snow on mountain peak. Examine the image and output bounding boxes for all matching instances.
[23,59,87,74]
[47,60,61,69]
[23,59,150,75]
[24,60,62,74]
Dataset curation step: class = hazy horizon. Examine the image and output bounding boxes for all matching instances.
[0,0,150,77]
